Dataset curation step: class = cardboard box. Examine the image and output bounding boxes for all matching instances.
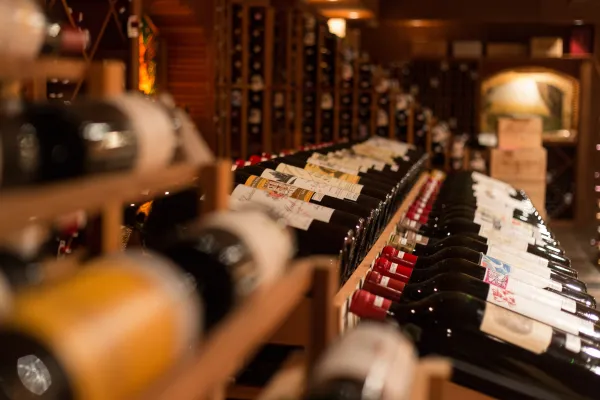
[497,117,543,149]
[452,41,483,58]
[486,43,527,57]
[411,41,448,58]
[490,148,547,182]
[530,37,563,58]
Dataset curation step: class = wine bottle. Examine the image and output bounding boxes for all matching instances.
[350,290,600,400]
[388,234,573,277]
[0,0,89,60]
[305,323,417,400]
[0,250,200,400]
[374,256,594,307]
[366,270,600,326]
[382,245,580,286]
[155,209,295,330]
[229,185,357,274]
[0,94,185,189]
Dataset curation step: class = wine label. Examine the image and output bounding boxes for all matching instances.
[2,0,45,60]
[275,163,364,193]
[482,268,576,313]
[480,303,552,355]
[479,225,535,246]
[260,169,359,201]
[485,246,550,275]
[480,254,562,292]
[304,163,362,183]
[200,210,294,295]
[108,94,177,173]
[404,231,429,245]
[244,175,315,202]
[306,155,361,175]
[488,243,550,268]
[398,217,421,232]
[484,231,532,251]
[485,286,593,336]
[388,236,416,252]
[231,185,334,225]
[310,323,417,400]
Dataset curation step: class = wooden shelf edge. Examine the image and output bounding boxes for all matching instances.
[0,58,87,80]
[148,256,331,400]
[0,160,229,240]
[333,172,430,333]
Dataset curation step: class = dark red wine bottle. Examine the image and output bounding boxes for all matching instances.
[350,289,600,400]
[382,245,579,283]
[374,257,593,307]
[389,234,570,275]
[366,270,600,327]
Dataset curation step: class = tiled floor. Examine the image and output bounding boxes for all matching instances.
[550,224,600,300]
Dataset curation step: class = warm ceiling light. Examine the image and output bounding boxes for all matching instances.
[574,19,584,25]
[328,18,346,38]
[408,19,425,27]
[348,11,359,19]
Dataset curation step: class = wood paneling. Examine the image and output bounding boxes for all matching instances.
[379,0,600,23]
[146,0,217,152]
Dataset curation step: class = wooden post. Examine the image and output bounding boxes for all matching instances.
[263,8,275,153]
[199,160,233,215]
[87,61,126,98]
[101,201,123,254]
[241,4,249,159]
[293,13,304,149]
[129,0,142,91]
[332,37,341,143]
[306,258,339,371]
[407,103,415,144]
[388,92,395,139]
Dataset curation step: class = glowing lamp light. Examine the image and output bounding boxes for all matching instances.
[348,11,359,19]
[327,18,346,38]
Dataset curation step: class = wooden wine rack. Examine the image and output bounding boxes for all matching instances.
[0,57,343,400]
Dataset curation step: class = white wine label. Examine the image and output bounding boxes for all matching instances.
[480,303,553,355]
[488,244,549,268]
[380,276,390,287]
[485,231,531,251]
[229,187,313,231]
[260,169,358,201]
[311,323,417,400]
[231,185,334,224]
[565,334,582,354]
[275,163,364,194]
[480,254,562,292]
[480,225,535,246]
[306,157,360,175]
[485,286,589,336]
[482,267,576,313]
[311,193,325,201]
[109,94,177,173]
[486,246,550,273]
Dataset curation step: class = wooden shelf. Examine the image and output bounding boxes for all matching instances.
[0,58,87,80]
[148,256,332,400]
[0,161,231,240]
[333,172,430,333]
